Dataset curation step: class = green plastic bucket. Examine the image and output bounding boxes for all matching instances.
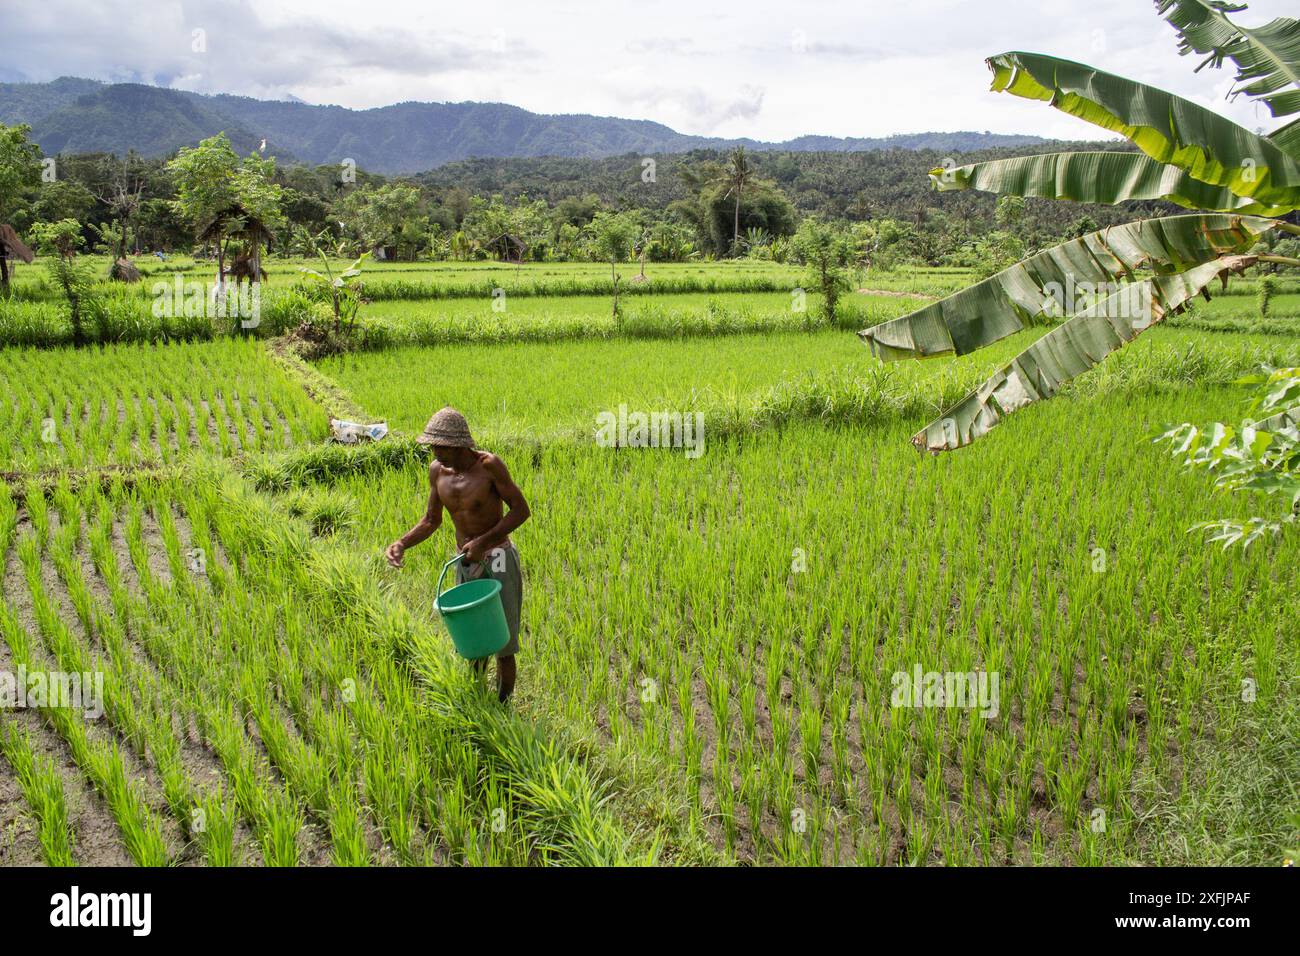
[435,554,510,659]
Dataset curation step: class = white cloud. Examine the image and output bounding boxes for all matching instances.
[621,84,766,132]
[6,0,1297,140]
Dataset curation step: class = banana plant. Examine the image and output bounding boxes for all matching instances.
[860,0,1300,452]
[295,227,370,336]
[1157,365,1300,548]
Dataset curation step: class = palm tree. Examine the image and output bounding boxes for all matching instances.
[718,146,755,257]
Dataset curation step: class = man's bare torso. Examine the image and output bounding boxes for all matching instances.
[432,452,508,549]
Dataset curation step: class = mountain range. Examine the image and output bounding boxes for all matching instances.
[0,77,1049,175]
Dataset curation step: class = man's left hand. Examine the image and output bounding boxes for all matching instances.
[462,537,491,563]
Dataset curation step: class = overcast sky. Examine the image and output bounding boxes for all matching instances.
[5,0,1294,141]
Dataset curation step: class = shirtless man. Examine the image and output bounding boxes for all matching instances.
[386,407,530,702]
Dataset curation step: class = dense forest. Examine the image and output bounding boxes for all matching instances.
[416,141,1165,243]
[1,119,1180,273]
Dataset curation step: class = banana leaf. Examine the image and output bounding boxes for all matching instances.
[930,150,1295,216]
[986,51,1300,209]
[1157,0,1300,119]
[1271,116,1300,160]
[858,213,1278,361]
[910,255,1258,452]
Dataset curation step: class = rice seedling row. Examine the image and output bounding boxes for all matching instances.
[321,326,1300,446]
[329,385,1297,865]
[0,340,328,471]
[0,462,652,866]
[0,717,76,865]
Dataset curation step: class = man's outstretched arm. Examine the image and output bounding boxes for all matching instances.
[387,464,443,567]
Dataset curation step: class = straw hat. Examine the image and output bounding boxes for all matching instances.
[417,406,476,447]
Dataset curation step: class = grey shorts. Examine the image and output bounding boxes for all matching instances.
[455,544,523,658]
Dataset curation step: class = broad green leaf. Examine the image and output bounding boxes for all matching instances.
[1265,380,1300,408]
[910,255,1258,452]
[1241,473,1300,495]
[1246,424,1275,460]
[1246,365,1300,412]
[1207,421,1234,462]
[1270,116,1300,160]
[1253,406,1300,433]
[1176,425,1202,456]
[931,150,1293,216]
[1163,423,1204,457]
[1156,0,1300,119]
[859,213,1278,361]
[985,51,1300,208]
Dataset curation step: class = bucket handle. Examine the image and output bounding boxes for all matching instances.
[435,550,470,607]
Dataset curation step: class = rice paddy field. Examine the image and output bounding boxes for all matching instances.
[0,340,328,471]
[0,258,935,348]
[321,326,1300,444]
[0,258,1296,867]
[0,256,973,299]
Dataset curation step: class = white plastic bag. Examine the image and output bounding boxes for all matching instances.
[329,418,389,445]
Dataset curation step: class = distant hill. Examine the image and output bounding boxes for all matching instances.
[0,76,103,124]
[0,77,1050,175]
[11,83,276,160]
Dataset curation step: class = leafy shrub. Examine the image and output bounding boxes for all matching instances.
[260,289,317,335]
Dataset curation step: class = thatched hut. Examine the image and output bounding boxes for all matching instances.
[198,204,275,289]
[486,233,528,264]
[0,224,35,289]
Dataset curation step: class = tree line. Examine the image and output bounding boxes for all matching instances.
[0,122,1179,285]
